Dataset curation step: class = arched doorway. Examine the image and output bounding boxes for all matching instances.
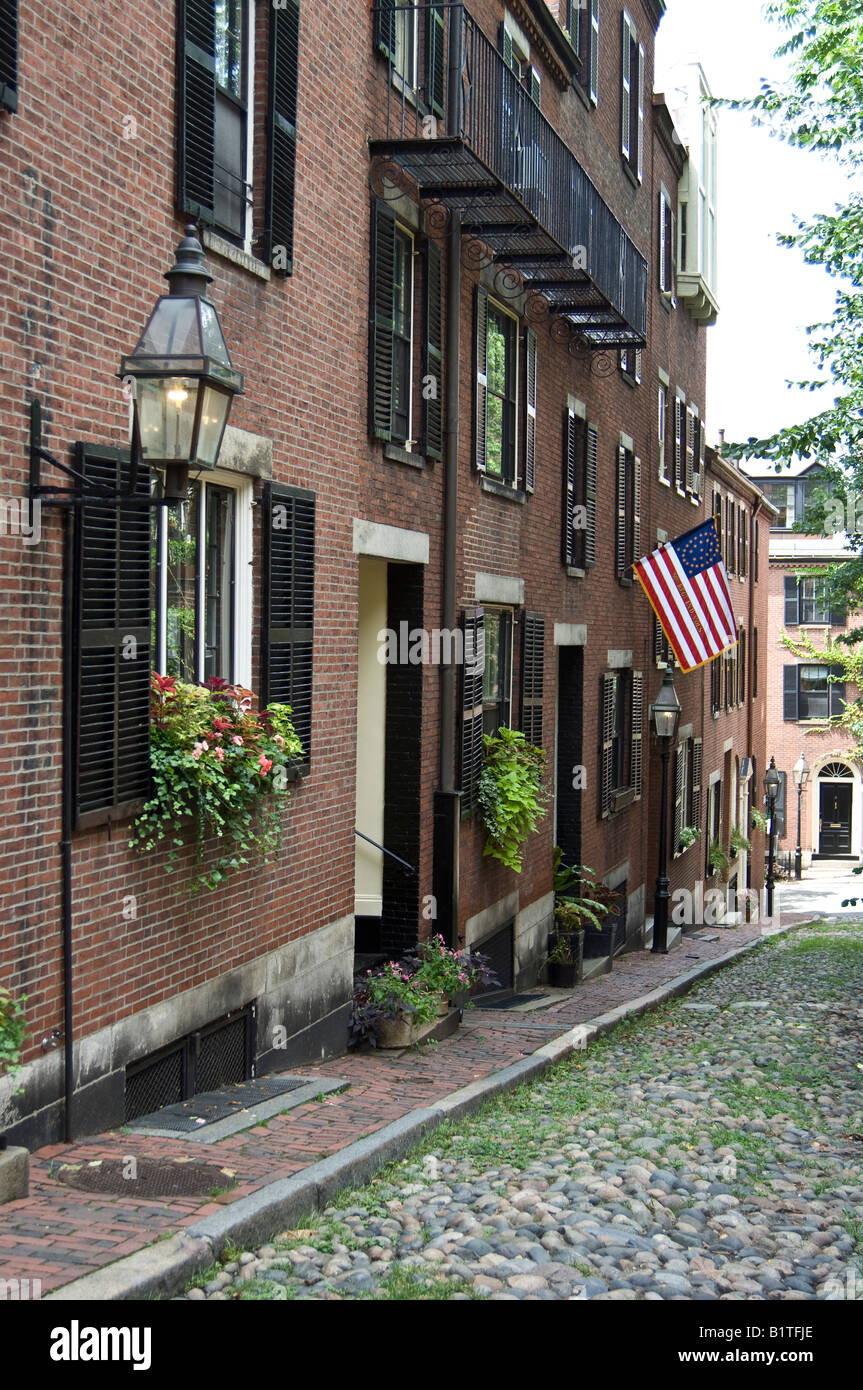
[813,761,858,859]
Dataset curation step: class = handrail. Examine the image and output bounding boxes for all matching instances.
[354,828,417,876]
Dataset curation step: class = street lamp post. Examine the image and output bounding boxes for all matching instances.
[792,751,810,881]
[651,665,681,954]
[764,757,781,918]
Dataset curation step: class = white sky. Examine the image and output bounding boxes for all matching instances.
[656,0,854,451]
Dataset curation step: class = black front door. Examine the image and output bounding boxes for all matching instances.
[819,782,852,855]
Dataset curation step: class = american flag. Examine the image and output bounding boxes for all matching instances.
[634,520,738,673]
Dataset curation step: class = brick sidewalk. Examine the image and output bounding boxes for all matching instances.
[0,916,801,1294]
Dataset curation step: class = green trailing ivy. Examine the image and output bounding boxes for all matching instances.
[0,988,27,1075]
[477,728,547,873]
[130,675,304,892]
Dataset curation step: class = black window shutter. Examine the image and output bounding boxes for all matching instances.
[563,409,577,567]
[73,446,152,829]
[261,484,315,769]
[830,670,846,718]
[177,0,217,226]
[584,424,597,567]
[631,671,643,798]
[784,574,799,625]
[375,0,397,61]
[691,737,703,829]
[673,746,683,854]
[615,445,627,577]
[460,608,485,816]
[738,629,746,704]
[424,237,444,460]
[752,627,758,699]
[524,328,537,493]
[427,4,445,118]
[599,673,614,819]
[0,0,18,112]
[265,0,300,277]
[474,285,488,472]
[520,612,545,748]
[783,665,798,721]
[369,198,396,441]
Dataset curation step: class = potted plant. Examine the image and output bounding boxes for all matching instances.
[406,935,498,1011]
[348,944,498,1049]
[708,840,732,881]
[730,826,752,856]
[545,899,586,987]
[549,851,617,965]
[130,675,304,892]
[477,728,547,872]
[679,825,701,852]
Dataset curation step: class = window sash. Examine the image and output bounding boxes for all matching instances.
[482,608,513,734]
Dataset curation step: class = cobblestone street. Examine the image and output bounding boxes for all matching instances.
[183,926,863,1302]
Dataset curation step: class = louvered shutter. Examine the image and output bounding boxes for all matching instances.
[829,669,846,718]
[460,608,485,816]
[784,575,799,624]
[633,455,642,561]
[500,22,513,71]
[685,409,694,492]
[659,192,667,291]
[600,674,615,819]
[631,671,643,798]
[620,14,631,160]
[424,238,444,460]
[563,409,577,567]
[530,67,541,106]
[691,737,703,830]
[783,665,798,721]
[475,286,488,473]
[369,199,396,441]
[752,627,758,699]
[727,497,736,573]
[261,484,315,769]
[754,520,759,581]
[525,328,537,493]
[738,629,746,704]
[427,4,445,118]
[673,399,683,488]
[673,746,684,854]
[615,446,627,576]
[694,418,704,496]
[521,613,545,748]
[73,445,152,829]
[375,0,397,60]
[636,43,645,183]
[265,0,300,276]
[654,616,663,666]
[589,0,599,105]
[177,0,217,225]
[0,0,18,111]
[830,601,846,627]
[584,423,597,567]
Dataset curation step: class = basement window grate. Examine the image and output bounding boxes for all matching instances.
[124,1004,256,1122]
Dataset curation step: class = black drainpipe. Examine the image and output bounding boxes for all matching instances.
[61,498,76,1142]
[432,4,464,948]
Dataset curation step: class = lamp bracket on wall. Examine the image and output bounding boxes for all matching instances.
[28,399,178,508]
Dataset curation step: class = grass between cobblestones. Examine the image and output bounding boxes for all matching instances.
[186,923,863,1301]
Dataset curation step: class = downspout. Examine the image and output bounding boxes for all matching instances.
[61,497,75,1142]
[433,4,464,948]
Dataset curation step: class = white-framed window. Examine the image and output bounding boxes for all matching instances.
[213,0,254,250]
[658,380,668,483]
[619,347,642,384]
[392,223,415,445]
[151,467,253,687]
[620,11,644,182]
[393,0,418,92]
[659,185,674,297]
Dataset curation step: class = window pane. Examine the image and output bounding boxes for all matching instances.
[215,0,245,96]
[486,308,513,481]
[165,485,199,683]
[799,665,829,719]
[204,485,235,683]
[394,1,416,85]
[392,229,412,442]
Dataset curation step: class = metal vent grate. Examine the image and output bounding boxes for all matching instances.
[131,1077,309,1132]
[124,1005,255,1123]
[474,921,514,994]
[196,1014,248,1093]
[125,1045,184,1122]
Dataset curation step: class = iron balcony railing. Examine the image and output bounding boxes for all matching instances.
[371,3,647,344]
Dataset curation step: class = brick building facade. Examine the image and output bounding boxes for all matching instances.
[0,1,769,1147]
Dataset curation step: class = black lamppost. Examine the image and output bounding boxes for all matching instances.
[764,758,781,917]
[792,751,810,881]
[651,665,681,954]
